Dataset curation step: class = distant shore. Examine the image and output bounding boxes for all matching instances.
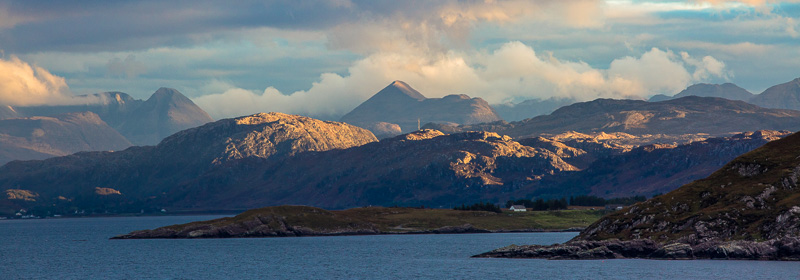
[111,206,604,239]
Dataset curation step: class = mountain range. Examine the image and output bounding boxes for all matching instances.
[0,112,132,165]
[647,78,800,112]
[340,81,501,138]
[427,96,800,138]
[0,88,213,163]
[0,111,791,215]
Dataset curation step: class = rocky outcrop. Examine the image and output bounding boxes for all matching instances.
[474,237,800,260]
[341,81,502,136]
[0,112,132,164]
[477,131,800,261]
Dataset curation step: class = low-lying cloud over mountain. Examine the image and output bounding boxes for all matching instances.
[194,44,730,119]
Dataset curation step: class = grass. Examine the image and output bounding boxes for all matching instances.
[158,206,608,234]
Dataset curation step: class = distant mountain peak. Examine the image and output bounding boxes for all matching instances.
[117,87,213,145]
[341,81,501,135]
[377,80,426,101]
[750,77,800,110]
[150,87,190,102]
[674,82,753,101]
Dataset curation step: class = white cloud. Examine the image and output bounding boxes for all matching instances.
[0,56,102,106]
[194,42,730,119]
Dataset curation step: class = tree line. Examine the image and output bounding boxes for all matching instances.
[569,195,647,206]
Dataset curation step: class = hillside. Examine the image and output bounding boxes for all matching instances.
[533,130,790,199]
[341,81,501,137]
[476,131,800,260]
[166,129,579,210]
[674,83,754,101]
[0,112,132,164]
[750,78,800,110]
[1,112,788,215]
[0,113,376,215]
[429,96,800,138]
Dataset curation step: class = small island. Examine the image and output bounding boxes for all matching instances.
[111,205,605,239]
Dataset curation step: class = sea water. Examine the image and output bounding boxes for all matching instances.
[2,215,798,279]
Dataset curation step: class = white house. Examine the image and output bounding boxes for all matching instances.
[509,205,527,212]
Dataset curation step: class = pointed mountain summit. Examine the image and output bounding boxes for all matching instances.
[340,81,502,137]
[674,83,753,101]
[117,88,214,145]
[750,77,800,110]
[375,80,427,101]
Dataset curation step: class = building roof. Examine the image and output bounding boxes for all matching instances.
[510,205,526,209]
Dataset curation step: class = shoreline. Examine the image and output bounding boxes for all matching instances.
[111,227,584,240]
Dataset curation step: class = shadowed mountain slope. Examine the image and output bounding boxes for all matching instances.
[117,88,213,145]
[0,112,132,165]
[674,83,753,101]
[750,78,800,110]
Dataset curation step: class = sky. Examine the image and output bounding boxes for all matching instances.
[0,0,799,119]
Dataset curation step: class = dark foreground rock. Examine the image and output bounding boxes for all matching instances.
[473,237,800,260]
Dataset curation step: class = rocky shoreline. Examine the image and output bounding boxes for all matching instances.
[473,237,800,261]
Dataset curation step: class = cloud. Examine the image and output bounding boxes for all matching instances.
[194,42,729,119]
[106,55,147,78]
[0,55,104,106]
[327,0,605,55]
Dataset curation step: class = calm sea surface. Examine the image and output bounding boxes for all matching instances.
[1,215,799,279]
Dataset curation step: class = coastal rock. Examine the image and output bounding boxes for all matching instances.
[474,238,800,260]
